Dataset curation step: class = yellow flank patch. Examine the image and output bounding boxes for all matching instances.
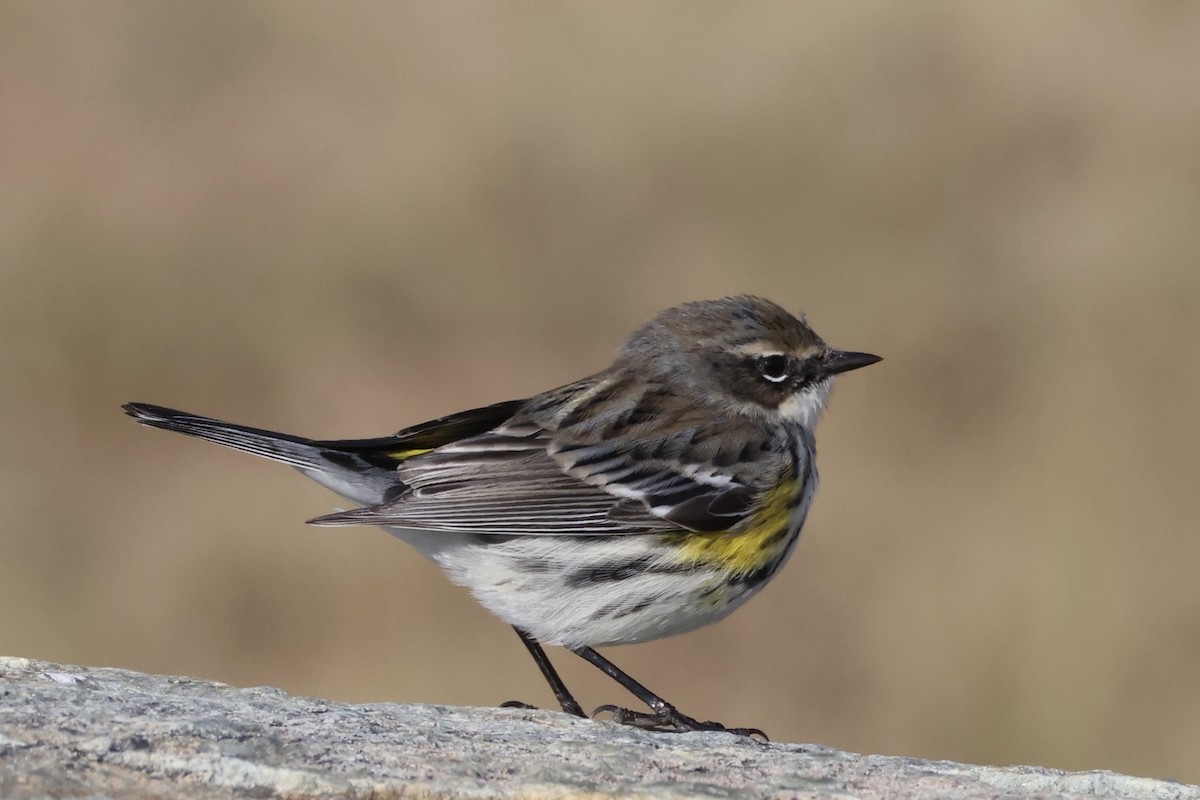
[387,447,435,461]
[670,475,799,576]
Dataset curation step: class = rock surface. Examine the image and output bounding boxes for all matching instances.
[0,656,1195,799]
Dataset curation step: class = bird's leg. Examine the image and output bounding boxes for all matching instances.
[500,627,586,717]
[571,646,767,739]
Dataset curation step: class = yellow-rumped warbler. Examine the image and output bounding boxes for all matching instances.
[124,295,879,737]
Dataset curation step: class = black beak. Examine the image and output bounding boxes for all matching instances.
[821,350,882,377]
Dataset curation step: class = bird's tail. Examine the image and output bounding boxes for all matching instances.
[123,397,530,510]
[123,403,326,469]
[122,402,407,506]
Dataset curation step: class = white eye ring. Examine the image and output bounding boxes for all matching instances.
[756,353,790,383]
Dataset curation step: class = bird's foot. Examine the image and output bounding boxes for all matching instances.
[591,703,768,740]
[499,699,538,710]
[501,698,586,717]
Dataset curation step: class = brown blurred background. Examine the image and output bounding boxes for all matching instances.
[3,0,1199,784]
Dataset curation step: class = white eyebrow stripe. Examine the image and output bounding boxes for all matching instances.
[729,341,824,360]
[729,341,787,356]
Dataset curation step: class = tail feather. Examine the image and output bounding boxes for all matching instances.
[122,403,321,469]
[122,397,530,511]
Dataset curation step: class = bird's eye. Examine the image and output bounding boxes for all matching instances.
[756,354,790,383]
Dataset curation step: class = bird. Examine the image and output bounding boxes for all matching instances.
[123,295,879,737]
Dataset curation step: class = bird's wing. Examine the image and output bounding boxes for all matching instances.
[307,398,529,468]
[307,401,775,536]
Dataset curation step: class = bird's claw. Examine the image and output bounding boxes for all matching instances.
[591,703,768,740]
[499,699,538,710]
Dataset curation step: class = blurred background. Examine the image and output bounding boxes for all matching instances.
[3,0,1199,784]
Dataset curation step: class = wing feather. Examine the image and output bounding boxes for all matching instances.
[309,377,785,535]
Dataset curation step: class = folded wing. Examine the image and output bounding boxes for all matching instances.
[308,395,774,536]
